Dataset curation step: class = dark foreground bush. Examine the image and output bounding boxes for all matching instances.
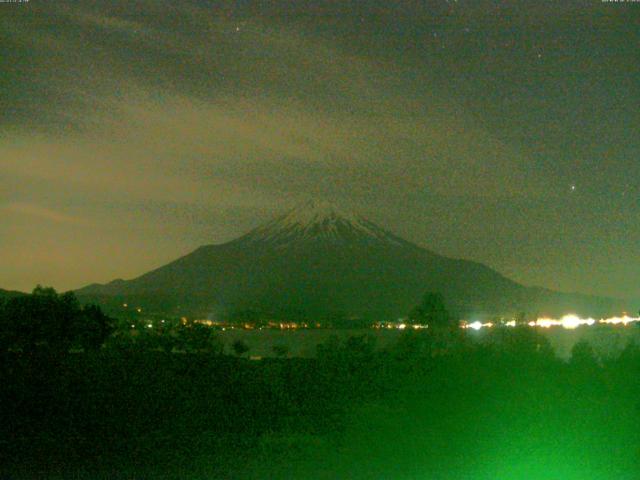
[1,330,639,479]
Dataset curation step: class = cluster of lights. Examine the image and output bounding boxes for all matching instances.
[122,303,144,313]
[600,315,640,326]
[373,322,427,330]
[462,314,640,331]
[397,323,429,330]
[528,315,595,330]
[462,321,494,331]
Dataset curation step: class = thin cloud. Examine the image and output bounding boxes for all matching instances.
[2,202,94,227]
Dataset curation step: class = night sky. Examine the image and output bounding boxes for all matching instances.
[1,1,639,301]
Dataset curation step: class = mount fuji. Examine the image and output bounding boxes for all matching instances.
[76,200,619,321]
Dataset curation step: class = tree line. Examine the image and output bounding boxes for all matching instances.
[0,286,114,354]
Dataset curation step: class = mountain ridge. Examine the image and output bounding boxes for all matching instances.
[0,288,27,300]
[76,201,625,320]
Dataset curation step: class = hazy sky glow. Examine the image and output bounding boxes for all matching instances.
[1,1,639,300]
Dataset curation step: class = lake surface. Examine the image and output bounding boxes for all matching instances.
[216,325,640,359]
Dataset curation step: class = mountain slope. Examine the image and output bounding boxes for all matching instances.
[0,288,26,300]
[77,200,621,320]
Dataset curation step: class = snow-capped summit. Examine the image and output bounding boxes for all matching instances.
[272,199,360,228]
[240,199,402,246]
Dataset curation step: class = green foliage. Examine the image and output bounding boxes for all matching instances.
[1,325,640,479]
[392,330,434,361]
[315,334,341,359]
[486,325,555,361]
[570,340,598,366]
[344,335,377,359]
[316,334,379,377]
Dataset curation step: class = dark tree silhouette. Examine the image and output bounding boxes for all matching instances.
[272,344,289,358]
[514,311,527,325]
[232,339,250,357]
[392,330,434,361]
[0,286,114,354]
[488,325,554,361]
[408,292,451,328]
[75,304,116,350]
[316,334,341,361]
[177,323,223,354]
[571,340,598,367]
[344,335,376,359]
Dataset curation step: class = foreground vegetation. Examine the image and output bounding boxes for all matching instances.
[1,289,640,479]
[1,334,639,478]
